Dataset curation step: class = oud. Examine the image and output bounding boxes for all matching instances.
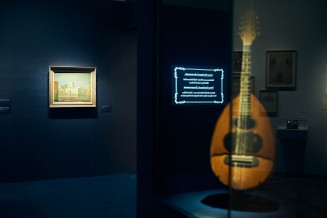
[210,10,275,190]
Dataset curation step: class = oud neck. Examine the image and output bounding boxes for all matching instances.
[239,45,252,117]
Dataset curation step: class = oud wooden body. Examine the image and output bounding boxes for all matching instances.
[210,94,275,190]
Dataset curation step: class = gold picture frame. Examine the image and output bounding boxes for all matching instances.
[49,66,96,108]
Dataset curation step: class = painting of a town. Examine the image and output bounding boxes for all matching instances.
[54,73,92,102]
[49,66,96,108]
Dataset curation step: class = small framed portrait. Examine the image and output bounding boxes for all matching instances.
[260,90,278,116]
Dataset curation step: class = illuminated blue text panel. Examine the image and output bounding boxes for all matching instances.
[173,67,224,105]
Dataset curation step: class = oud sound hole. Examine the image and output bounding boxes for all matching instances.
[234,117,256,129]
[223,132,263,154]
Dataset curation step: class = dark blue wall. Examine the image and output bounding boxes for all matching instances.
[157,5,232,196]
[137,1,233,217]
[0,0,137,182]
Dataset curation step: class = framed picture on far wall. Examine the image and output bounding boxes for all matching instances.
[266,50,297,90]
[260,90,278,116]
[49,66,97,108]
[233,51,243,74]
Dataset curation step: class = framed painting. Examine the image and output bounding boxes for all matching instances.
[49,66,96,108]
[233,51,243,74]
[266,50,297,90]
[260,90,278,116]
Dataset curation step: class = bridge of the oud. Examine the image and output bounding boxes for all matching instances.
[224,154,259,168]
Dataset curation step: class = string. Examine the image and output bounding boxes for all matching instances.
[235,44,251,187]
[234,7,258,189]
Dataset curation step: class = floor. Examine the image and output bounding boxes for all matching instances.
[2,173,326,218]
[166,173,327,218]
[0,174,136,218]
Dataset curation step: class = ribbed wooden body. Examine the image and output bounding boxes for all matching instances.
[210,94,275,190]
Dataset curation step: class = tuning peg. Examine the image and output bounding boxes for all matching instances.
[256,15,259,19]
[257,32,261,36]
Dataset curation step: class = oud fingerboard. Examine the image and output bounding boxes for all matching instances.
[238,45,252,116]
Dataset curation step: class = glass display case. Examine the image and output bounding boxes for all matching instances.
[137,0,327,217]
